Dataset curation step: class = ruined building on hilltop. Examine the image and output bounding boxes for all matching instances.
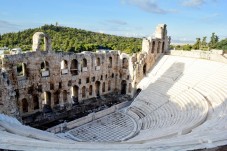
[0,24,170,120]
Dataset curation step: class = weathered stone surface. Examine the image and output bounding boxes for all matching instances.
[0,24,169,119]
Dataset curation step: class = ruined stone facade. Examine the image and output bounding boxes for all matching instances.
[0,24,169,118]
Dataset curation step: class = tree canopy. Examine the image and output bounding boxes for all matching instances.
[0,24,142,54]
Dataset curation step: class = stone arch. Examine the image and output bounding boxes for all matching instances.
[162,41,165,53]
[32,32,51,51]
[121,80,127,94]
[72,85,79,99]
[70,59,78,75]
[82,86,86,98]
[102,82,105,93]
[89,85,92,96]
[122,58,128,69]
[152,41,155,53]
[108,57,112,68]
[143,63,147,76]
[62,90,68,103]
[95,81,101,97]
[96,57,101,66]
[16,63,27,77]
[21,98,28,113]
[33,95,39,110]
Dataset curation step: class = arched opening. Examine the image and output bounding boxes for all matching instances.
[102,82,105,93]
[122,58,128,69]
[108,57,112,68]
[53,91,59,105]
[33,95,39,110]
[70,59,78,75]
[61,60,68,75]
[152,41,155,53]
[82,58,87,67]
[89,85,92,96]
[41,61,49,77]
[44,92,51,106]
[21,98,28,113]
[41,61,49,71]
[17,63,26,77]
[121,80,127,94]
[134,88,142,98]
[143,64,147,76]
[63,90,68,103]
[157,41,161,53]
[95,81,101,97]
[32,32,51,52]
[72,85,79,99]
[162,42,165,53]
[61,60,68,69]
[108,81,111,91]
[82,86,86,98]
[96,57,101,66]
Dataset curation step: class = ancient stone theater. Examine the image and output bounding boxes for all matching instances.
[0,24,227,151]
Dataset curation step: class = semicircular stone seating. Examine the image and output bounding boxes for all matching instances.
[0,55,227,151]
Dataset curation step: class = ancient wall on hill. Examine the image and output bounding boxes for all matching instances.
[0,24,169,118]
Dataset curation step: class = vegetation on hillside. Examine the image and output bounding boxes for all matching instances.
[171,33,227,53]
[0,24,142,54]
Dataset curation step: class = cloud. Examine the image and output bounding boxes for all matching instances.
[0,20,20,33]
[182,0,217,7]
[122,0,169,14]
[182,0,205,7]
[106,20,127,25]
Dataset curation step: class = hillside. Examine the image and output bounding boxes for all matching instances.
[0,24,142,54]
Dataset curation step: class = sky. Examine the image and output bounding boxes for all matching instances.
[0,0,226,44]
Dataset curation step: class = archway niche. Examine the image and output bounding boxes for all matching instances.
[108,57,112,68]
[53,91,60,105]
[162,42,165,53]
[102,82,105,93]
[70,59,78,75]
[96,57,101,66]
[122,58,128,69]
[82,86,86,98]
[151,41,155,53]
[89,85,93,96]
[44,92,51,106]
[41,61,49,77]
[108,81,111,91]
[157,41,161,53]
[82,58,87,68]
[33,95,39,110]
[16,63,27,77]
[143,64,147,76]
[95,81,101,97]
[62,90,68,103]
[21,98,28,113]
[61,60,68,75]
[71,85,79,99]
[121,80,127,94]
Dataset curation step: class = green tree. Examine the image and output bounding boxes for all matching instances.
[192,38,201,50]
[209,33,219,49]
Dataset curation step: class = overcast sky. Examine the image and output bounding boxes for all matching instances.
[0,0,226,43]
